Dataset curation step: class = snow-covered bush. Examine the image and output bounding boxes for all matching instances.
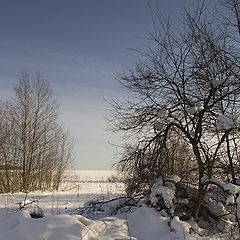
[135,175,240,236]
[18,199,44,219]
[81,196,139,219]
[148,176,180,216]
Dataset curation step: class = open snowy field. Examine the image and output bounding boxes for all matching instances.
[0,170,124,215]
[0,170,237,240]
[65,170,116,182]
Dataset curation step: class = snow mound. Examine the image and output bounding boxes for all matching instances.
[210,178,240,195]
[187,103,204,115]
[127,206,171,240]
[170,216,191,239]
[0,210,134,240]
[149,178,175,209]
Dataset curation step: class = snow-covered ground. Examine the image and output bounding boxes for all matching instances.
[65,170,115,182]
[0,206,176,240]
[0,170,237,240]
[0,170,124,215]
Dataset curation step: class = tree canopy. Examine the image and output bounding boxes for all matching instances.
[109,0,240,221]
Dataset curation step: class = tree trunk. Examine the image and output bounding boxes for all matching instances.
[192,142,206,221]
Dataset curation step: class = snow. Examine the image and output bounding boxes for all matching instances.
[0,210,136,240]
[206,197,227,217]
[186,101,205,115]
[226,195,235,205]
[187,103,204,115]
[0,171,239,240]
[153,121,164,131]
[196,102,204,111]
[0,206,177,240]
[210,178,240,195]
[0,171,125,215]
[187,106,199,115]
[149,178,174,209]
[143,68,152,78]
[165,175,181,183]
[127,206,171,240]
[158,109,169,119]
[0,170,132,240]
[19,199,32,208]
[170,216,191,240]
[224,183,240,195]
[65,170,115,182]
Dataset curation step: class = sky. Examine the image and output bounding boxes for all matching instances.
[0,0,194,170]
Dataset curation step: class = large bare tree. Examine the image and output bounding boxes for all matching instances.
[109,1,240,220]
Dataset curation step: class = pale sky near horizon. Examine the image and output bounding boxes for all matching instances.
[0,0,195,170]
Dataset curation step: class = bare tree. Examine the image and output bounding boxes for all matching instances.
[116,133,195,196]
[0,72,74,192]
[109,1,240,220]
[0,103,20,192]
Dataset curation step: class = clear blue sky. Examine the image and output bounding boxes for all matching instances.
[0,0,194,169]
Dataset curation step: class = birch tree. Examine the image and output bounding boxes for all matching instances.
[0,73,73,192]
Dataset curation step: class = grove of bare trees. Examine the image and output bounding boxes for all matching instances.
[0,73,74,193]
